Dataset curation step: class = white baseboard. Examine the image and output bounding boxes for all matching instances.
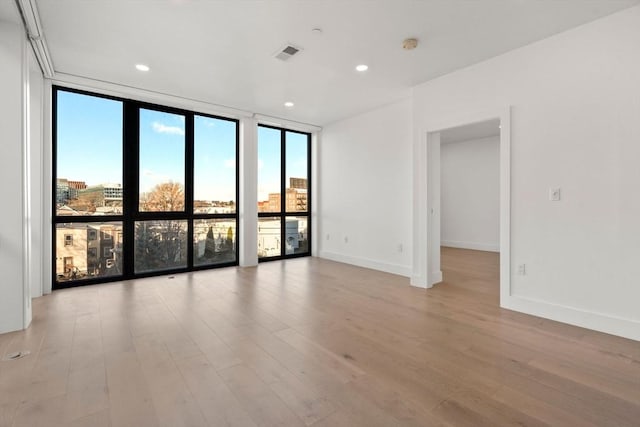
[410,276,429,288]
[441,240,499,252]
[318,251,412,278]
[502,295,640,342]
[319,251,639,342]
[429,270,443,286]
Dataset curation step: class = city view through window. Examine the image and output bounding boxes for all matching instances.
[54,88,240,285]
[55,90,125,282]
[257,126,310,258]
[54,89,310,286]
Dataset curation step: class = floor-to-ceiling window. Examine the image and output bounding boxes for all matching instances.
[53,87,238,288]
[257,125,311,260]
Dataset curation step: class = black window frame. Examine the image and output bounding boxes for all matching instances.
[257,124,312,262]
[52,86,240,289]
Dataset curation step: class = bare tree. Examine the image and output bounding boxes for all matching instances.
[141,182,185,211]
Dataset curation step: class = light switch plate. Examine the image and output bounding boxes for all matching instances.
[549,187,561,201]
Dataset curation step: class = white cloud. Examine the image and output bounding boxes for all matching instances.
[141,169,171,184]
[152,121,185,136]
[224,158,235,168]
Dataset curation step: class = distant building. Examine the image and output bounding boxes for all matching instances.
[75,183,123,212]
[68,180,87,199]
[56,205,82,216]
[56,178,70,203]
[289,177,307,189]
[258,177,308,212]
[102,183,123,201]
[56,178,87,203]
[257,201,270,212]
[257,218,281,257]
[55,223,123,280]
[268,193,280,211]
[286,187,307,211]
[257,217,308,257]
[193,200,236,214]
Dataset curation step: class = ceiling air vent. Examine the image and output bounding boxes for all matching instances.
[274,44,302,61]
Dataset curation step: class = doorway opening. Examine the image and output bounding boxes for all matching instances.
[439,120,501,302]
[411,107,510,307]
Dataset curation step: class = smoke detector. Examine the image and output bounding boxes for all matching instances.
[273,44,303,61]
[402,38,418,50]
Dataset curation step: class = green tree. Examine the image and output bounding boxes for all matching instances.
[135,220,185,272]
[226,226,233,242]
[204,226,216,258]
[134,221,163,272]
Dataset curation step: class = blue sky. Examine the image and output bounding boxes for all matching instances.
[139,108,186,194]
[194,115,237,202]
[57,91,123,185]
[57,90,308,204]
[258,127,308,201]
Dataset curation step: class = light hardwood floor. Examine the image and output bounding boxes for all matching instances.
[1,247,639,426]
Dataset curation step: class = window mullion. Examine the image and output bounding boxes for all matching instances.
[280,128,286,257]
[122,102,138,278]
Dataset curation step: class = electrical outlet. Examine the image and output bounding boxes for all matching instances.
[326,233,330,241]
[397,243,403,253]
[344,236,349,243]
[517,264,526,275]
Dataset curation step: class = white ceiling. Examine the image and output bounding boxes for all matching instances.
[7,0,640,126]
[0,1,20,24]
[441,119,500,144]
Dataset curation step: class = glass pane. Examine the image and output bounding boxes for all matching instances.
[258,217,281,258]
[285,216,309,255]
[55,222,123,282]
[285,131,308,212]
[139,109,185,212]
[193,219,237,266]
[56,91,123,216]
[194,116,237,213]
[134,220,187,273]
[257,127,281,213]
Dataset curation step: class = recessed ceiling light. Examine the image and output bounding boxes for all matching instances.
[135,64,150,72]
[311,28,322,35]
[284,101,294,108]
[355,64,368,72]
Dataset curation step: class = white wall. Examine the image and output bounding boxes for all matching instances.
[319,99,412,276]
[441,136,499,252]
[0,19,32,333]
[413,5,640,340]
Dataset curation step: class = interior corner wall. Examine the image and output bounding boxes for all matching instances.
[318,99,412,277]
[413,5,640,340]
[441,136,499,252]
[0,20,30,334]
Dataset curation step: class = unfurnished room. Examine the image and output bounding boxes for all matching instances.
[1,1,639,426]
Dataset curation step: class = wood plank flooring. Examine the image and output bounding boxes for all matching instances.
[1,247,639,426]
